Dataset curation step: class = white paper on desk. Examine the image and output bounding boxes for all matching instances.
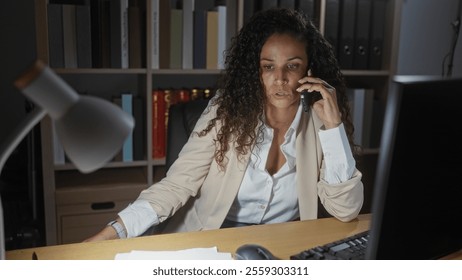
[114,246,233,260]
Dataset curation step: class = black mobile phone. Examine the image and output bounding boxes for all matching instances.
[301,90,322,112]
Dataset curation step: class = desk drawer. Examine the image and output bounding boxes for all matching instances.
[56,183,146,244]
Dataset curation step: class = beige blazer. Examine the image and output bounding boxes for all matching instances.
[138,101,364,233]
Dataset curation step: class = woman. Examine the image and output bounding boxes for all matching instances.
[86,8,363,241]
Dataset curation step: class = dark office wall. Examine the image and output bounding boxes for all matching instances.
[0,1,43,249]
[397,0,462,76]
[0,1,37,139]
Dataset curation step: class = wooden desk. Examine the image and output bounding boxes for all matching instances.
[5,214,461,260]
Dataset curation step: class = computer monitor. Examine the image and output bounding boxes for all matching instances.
[367,75,462,259]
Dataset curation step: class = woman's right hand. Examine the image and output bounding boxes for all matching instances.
[83,222,120,242]
[298,71,342,129]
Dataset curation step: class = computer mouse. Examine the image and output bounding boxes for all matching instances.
[234,244,278,260]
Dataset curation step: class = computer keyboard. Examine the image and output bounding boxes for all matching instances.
[290,230,370,260]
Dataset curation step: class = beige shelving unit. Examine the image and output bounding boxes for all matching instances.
[33,0,402,245]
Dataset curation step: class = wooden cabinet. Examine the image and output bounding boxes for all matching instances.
[55,169,146,244]
[33,0,402,245]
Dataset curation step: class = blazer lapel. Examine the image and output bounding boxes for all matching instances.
[296,109,324,220]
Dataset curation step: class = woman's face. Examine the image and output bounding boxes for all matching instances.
[260,33,308,110]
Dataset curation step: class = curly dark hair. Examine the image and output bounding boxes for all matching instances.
[199,8,355,169]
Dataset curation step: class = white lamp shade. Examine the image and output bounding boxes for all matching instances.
[15,60,135,173]
[56,95,134,173]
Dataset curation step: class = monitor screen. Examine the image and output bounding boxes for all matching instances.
[367,75,462,259]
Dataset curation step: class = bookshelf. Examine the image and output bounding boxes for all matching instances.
[33,0,402,245]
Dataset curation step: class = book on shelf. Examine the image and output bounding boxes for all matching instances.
[182,0,195,69]
[100,0,112,68]
[203,88,214,99]
[90,0,103,68]
[159,0,171,69]
[278,0,295,9]
[170,8,183,69]
[128,0,142,68]
[338,0,357,69]
[190,88,204,100]
[206,10,218,69]
[75,4,92,68]
[152,89,167,159]
[110,0,129,68]
[217,5,227,69]
[112,96,124,161]
[352,0,371,70]
[324,0,340,57]
[368,0,387,70]
[151,0,159,69]
[163,89,181,141]
[121,93,134,161]
[47,3,65,68]
[346,88,374,149]
[260,0,278,10]
[175,89,191,103]
[190,87,214,100]
[193,9,207,69]
[133,95,145,161]
[297,0,316,22]
[243,0,256,24]
[62,4,78,68]
[194,0,215,11]
[112,93,136,161]
[225,0,238,49]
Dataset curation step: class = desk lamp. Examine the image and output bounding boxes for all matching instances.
[0,60,135,259]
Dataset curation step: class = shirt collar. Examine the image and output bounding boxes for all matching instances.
[260,102,303,170]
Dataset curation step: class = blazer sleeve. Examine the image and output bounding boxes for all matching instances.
[317,161,364,222]
[137,100,219,223]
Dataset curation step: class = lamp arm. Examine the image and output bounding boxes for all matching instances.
[0,107,46,174]
[0,106,46,260]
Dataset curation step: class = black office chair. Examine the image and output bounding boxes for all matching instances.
[165,98,209,171]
